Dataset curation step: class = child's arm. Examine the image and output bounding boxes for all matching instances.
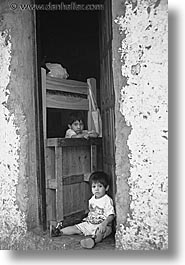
[82,208,89,221]
[71,131,90,138]
[82,130,99,139]
[98,214,115,233]
[71,132,87,138]
[71,131,98,139]
[68,129,98,139]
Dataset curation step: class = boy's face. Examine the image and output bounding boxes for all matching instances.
[91,181,109,199]
[69,120,84,134]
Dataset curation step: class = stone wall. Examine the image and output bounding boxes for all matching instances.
[0,0,40,248]
[113,0,168,250]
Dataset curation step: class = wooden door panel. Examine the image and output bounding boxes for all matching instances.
[62,146,91,176]
[45,139,102,227]
[63,182,88,216]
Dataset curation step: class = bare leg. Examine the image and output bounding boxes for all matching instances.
[80,226,112,249]
[61,225,82,235]
[93,230,104,243]
[94,226,112,243]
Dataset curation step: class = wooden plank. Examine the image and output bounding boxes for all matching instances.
[41,68,47,141]
[63,183,85,216]
[46,75,89,95]
[45,147,56,224]
[46,137,102,147]
[46,189,56,225]
[91,145,97,172]
[63,174,84,185]
[46,94,89,110]
[45,147,55,179]
[73,183,79,212]
[63,184,70,216]
[63,209,86,220]
[47,179,57,189]
[97,144,103,171]
[55,146,64,222]
[62,146,90,176]
[64,208,85,218]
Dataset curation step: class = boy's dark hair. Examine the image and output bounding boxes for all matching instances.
[68,112,84,125]
[89,171,110,188]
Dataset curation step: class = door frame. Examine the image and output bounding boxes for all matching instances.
[99,0,116,200]
[34,9,47,230]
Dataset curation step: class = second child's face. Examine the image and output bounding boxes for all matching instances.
[70,120,84,134]
[91,182,107,199]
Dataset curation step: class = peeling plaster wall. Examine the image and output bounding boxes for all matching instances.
[0,0,39,247]
[113,0,168,250]
[0,29,27,245]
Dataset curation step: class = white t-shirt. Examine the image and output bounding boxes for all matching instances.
[86,194,115,224]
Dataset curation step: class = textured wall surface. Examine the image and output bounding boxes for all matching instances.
[0,0,39,249]
[0,28,27,246]
[114,0,168,250]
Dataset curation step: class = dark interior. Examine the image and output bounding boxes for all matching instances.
[47,108,88,138]
[36,0,101,138]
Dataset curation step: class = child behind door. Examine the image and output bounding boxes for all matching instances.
[65,112,98,139]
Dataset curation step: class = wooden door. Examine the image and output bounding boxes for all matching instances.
[45,138,102,227]
[99,0,115,198]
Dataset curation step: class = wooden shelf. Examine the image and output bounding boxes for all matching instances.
[46,137,102,147]
[46,75,89,95]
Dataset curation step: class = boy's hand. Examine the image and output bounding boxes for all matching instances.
[83,133,90,139]
[86,131,99,138]
[98,222,107,234]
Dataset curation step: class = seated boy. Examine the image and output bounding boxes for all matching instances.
[50,171,115,249]
[65,112,98,139]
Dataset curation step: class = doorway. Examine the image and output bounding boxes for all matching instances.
[35,0,115,228]
[36,0,101,135]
